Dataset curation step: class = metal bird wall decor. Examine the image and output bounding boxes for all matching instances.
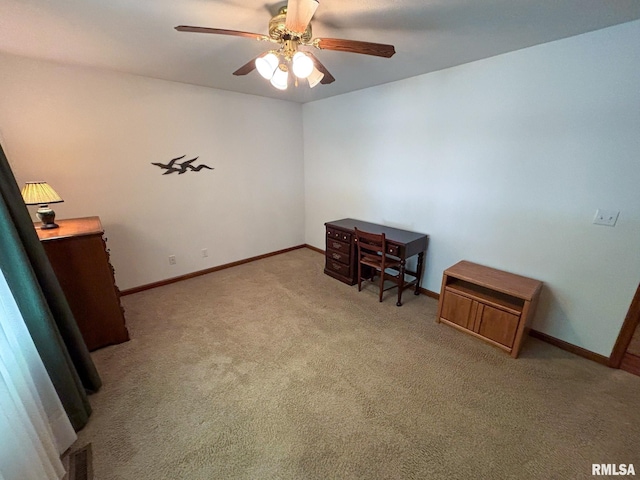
[151,155,214,175]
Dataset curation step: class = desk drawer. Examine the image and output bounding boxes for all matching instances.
[327,237,350,255]
[326,249,349,265]
[327,227,351,243]
[386,244,400,257]
[325,258,351,278]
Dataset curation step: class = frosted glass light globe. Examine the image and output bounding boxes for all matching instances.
[255,53,279,80]
[270,65,289,90]
[292,52,314,79]
[307,66,325,88]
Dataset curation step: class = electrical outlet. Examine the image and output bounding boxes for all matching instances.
[169,255,176,265]
[201,248,208,258]
[593,209,619,227]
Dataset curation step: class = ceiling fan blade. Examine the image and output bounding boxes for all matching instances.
[306,53,335,84]
[232,55,261,76]
[175,26,269,41]
[285,0,319,34]
[315,38,396,58]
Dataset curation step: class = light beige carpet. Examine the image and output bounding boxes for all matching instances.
[75,248,640,479]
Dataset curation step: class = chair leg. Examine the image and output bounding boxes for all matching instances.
[357,259,362,292]
[379,270,384,302]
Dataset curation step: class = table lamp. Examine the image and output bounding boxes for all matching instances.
[21,181,64,229]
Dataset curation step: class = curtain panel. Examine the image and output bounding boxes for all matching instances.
[0,268,76,480]
[0,142,101,431]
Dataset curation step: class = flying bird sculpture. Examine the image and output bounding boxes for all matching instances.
[152,155,213,175]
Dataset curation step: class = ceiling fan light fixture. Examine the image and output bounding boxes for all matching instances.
[307,65,325,88]
[255,52,279,80]
[270,64,289,90]
[177,0,395,91]
[292,52,314,79]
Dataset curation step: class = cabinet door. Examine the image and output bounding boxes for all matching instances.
[441,290,473,329]
[476,305,519,348]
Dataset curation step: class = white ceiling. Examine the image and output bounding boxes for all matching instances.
[1,0,639,104]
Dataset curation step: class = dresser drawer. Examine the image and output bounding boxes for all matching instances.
[325,258,351,278]
[326,227,351,243]
[326,237,350,255]
[326,249,349,265]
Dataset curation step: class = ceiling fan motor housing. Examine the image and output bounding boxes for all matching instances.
[269,7,312,42]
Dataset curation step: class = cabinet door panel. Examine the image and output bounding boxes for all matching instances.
[477,305,519,347]
[441,290,473,329]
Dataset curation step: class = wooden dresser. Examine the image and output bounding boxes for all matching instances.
[37,216,129,351]
[437,261,542,358]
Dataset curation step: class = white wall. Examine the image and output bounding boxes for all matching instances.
[303,20,640,357]
[0,53,305,290]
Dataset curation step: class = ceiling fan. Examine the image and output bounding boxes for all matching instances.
[175,0,396,90]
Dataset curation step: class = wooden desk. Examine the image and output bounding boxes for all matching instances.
[37,217,129,351]
[324,218,429,306]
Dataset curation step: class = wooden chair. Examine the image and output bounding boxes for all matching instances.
[355,228,403,303]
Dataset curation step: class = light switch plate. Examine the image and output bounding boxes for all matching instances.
[593,209,619,227]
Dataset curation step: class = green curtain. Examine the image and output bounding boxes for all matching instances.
[0,143,101,431]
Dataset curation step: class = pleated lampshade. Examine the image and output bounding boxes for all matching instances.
[21,181,64,205]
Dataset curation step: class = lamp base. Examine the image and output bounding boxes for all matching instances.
[40,222,60,230]
[37,205,59,229]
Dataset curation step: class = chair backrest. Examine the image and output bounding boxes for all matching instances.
[355,228,386,257]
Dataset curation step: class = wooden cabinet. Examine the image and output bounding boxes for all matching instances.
[437,261,542,358]
[37,216,129,351]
